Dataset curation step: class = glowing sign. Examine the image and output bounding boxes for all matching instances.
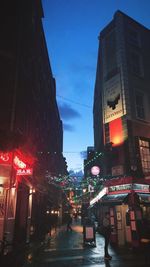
[103,73,126,123]
[16,168,33,176]
[91,166,100,175]
[109,117,123,146]
[0,152,12,165]
[90,187,108,206]
[13,156,26,169]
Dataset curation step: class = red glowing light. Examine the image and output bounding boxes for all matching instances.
[13,155,26,169]
[0,152,13,165]
[109,118,123,146]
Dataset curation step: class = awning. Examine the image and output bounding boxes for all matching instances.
[137,193,150,205]
[100,193,129,205]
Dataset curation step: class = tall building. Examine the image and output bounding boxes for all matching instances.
[0,0,68,246]
[93,10,150,179]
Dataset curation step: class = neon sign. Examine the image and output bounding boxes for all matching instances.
[16,168,33,176]
[0,152,12,165]
[13,156,26,169]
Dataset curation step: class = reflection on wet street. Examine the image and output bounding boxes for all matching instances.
[23,218,149,267]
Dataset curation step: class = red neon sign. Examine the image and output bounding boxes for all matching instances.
[0,152,13,165]
[16,168,33,176]
[13,155,26,169]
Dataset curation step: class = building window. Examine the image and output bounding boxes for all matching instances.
[130,51,143,77]
[135,92,145,120]
[128,28,141,47]
[139,139,150,174]
[105,29,117,76]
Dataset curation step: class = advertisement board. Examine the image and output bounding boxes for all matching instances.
[103,73,126,123]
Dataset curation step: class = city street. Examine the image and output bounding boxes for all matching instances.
[22,219,150,267]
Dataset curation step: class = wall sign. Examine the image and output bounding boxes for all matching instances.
[103,73,126,123]
[16,168,33,176]
[0,152,13,165]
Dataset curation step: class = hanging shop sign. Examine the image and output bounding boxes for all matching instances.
[16,168,33,176]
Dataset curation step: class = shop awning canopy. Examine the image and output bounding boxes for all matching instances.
[137,193,150,204]
[100,193,129,205]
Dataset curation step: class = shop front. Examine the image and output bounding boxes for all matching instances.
[90,177,150,247]
[0,150,35,250]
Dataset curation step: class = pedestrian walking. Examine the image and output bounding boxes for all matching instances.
[102,212,112,260]
[67,214,73,231]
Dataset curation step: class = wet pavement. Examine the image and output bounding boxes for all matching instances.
[23,219,150,267]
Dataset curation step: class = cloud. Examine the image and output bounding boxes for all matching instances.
[58,103,81,120]
[80,150,87,159]
[63,123,75,132]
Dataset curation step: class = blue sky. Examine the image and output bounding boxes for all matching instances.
[42,0,150,172]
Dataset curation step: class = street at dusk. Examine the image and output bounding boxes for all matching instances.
[1,1,150,267]
[22,218,149,267]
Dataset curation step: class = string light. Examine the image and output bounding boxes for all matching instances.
[39,150,105,198]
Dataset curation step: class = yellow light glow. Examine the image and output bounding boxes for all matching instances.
[11,187,16,196]
[112,136,123,146]
[0,187,3,194]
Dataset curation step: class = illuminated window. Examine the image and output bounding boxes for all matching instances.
[139,139,150,174]
[109,118,123,146]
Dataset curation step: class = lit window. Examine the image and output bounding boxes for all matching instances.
[139,139,150,174]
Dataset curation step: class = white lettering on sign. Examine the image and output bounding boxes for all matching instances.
[16,168,33,176]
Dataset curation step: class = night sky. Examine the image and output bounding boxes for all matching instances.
[42,0,150,172]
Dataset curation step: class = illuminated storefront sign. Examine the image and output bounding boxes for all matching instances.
[109,183,150,193]
[16,168,33,176]
[109,184,132,192]
[0,152,12,165]
[13,156,26,169]
[133,183,149,192]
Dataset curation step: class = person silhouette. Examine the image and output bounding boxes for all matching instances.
[102,212,112,260]
[67,214,73,231]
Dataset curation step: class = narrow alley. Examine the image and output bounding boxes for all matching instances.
[22,218,150,267]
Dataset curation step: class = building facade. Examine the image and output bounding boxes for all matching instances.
[0,0,67,249]
[92,10,150,247]
[93,10,150,179]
